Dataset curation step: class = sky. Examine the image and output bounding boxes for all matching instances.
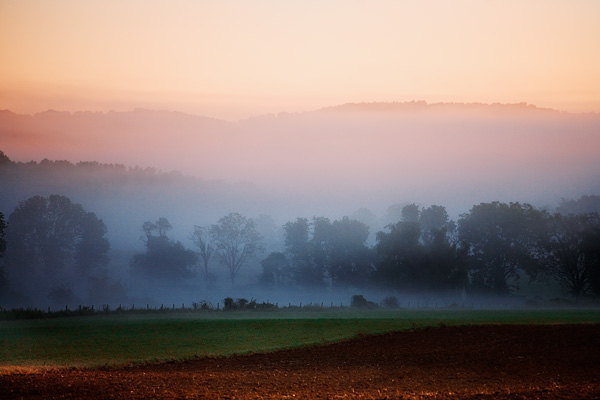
[1,0,600,120]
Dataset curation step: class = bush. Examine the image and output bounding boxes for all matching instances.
[223,297,235,310]
[351,294,378,309]
[383,295,399,309]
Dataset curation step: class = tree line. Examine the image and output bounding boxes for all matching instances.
[1,194,599,306]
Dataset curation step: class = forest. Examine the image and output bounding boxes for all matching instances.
[1,150,599,309]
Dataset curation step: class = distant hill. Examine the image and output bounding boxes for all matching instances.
[318,101,566,115]
[1,102,599,225]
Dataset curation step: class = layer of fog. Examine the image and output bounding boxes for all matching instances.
[2,104,599,222]
[1,102,599,308]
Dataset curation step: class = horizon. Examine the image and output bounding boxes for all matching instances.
[1,99,596,124]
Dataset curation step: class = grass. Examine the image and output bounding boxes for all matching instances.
[1,308,599,369]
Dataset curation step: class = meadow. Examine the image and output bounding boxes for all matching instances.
[1,308,599,369]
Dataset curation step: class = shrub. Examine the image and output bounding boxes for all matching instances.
[351,294,378,309]
[383,295,399,309]
[223,297,235,310]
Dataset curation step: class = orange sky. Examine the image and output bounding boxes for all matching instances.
[1,0,600,120]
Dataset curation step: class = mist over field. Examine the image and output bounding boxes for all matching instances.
[1,102,600,309]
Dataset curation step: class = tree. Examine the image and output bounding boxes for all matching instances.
[326,217,373,289]
[458,202,545,295]
[0,150,10,165]
[419,205,450,247]
[374,216,467,295]
[131,218,197,280]
[0,212,6,258]
[401,203,420,223]
[210,213,264,288]
[282,216,373,289]
[374,220,424,290]
[543,213,600,299]
[283,218,325,287]
[74,212,110,274]
[420,227,469,293]
[556,195,600,215]
[253,214,283,252]
[142,217,172,239]
[259,252,290,290]
[191,225,214,289]
[381,203,404,226]
[6,195,107,276]
[4,195,111,298]
[0,212,7,295]
[351,208,379,245]
[310,217,333,287]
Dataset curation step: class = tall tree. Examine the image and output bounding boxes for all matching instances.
[419,205,450,247]
[374,220,423,290]
[191,225,214,289]
[310,217,333,287]
[374,219,467,294]
[75,212,110,275]
[0,212,6,258]
[543,213,600,299]
[458,202,545,294]
[4,195,110,297]
[326,217,373,289]
[0,212,7,295]
[259,251,290,290]
[210,213,264,288]
[283,218,324,287]
[401,203,420,223]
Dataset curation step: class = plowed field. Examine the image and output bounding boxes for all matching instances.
[2,324,599,399]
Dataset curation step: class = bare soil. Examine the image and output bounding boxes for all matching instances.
[2,324,599,399]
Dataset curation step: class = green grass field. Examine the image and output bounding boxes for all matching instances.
[1,309,599,369]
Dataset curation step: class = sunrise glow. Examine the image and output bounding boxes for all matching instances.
[1,0,599,120]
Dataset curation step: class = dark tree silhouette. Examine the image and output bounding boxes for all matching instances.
[282,216,373,289]
[0,212,6,258]
[374,220,423,290]
[283,218,324,287]
[259,251,290,290]
[323,217,373,289]
[419,205,451,247]
[142,217,172,239]
[375,205,466,294]
[543,212,600,299]
[0,212,7,295]
[458,202,545,294]
[0,150,10,165]
[401,203,420,223]
[131,218,197,280]
[75,212,110,274]
[3,195,110,298]
[310,217,333,287]
[210,213,264,288]
[6,195,108,276]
